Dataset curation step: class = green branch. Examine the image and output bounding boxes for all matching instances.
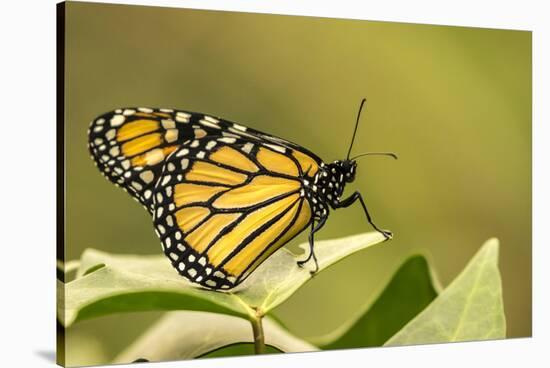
[250,310,266,354]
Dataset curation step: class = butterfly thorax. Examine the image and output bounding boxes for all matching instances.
[304,160,357,219]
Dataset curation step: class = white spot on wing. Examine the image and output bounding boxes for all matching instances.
[140,171,154,184]
[110,115,125,127]
[109,146,120,157]
[180,159,189,169]
[176,111,191,119]
[222,132,240,139]
[265,143,285,153]
[218,137,236,144]
[105,129,116,140]
[165,129,178,143]
[176,115,190,123]
[242,142,254,154]
[161,119,176,129]
[199,119,220,129]
[176,148,189,157]
[204,116,219,123]
[161,175,171,186]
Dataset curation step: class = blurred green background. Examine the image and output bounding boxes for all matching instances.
[63,2,531,365]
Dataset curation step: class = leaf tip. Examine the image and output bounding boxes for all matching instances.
[481,237,500,260]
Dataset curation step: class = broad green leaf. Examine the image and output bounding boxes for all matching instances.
[385,238,506,345]
[59,232,387,326]
[313,255,439,349]
[113,311,317,364]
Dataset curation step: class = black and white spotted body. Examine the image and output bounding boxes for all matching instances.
[302,160,357,221]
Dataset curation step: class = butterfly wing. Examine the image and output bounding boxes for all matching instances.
[89,107,323,289]
[88,107,201,213]
[152,135,323,290]
[88,107,322,209]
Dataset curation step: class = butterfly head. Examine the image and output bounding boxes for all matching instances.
[334,159,357,183]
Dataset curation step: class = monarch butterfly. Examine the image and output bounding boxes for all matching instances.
[88,99,394,290]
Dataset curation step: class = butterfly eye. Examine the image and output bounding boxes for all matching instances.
[341,161,356,183]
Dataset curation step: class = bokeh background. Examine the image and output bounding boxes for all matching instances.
[62,2,531,365]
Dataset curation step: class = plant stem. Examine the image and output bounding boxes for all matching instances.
[250,313,265,354]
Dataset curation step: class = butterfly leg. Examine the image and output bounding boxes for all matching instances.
[297,217,326,275]
[336,191,393,239]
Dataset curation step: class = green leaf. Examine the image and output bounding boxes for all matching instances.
[59,232,387,327]
[385,238,506,345]
[314,255,439,349]
[113,311,317,364]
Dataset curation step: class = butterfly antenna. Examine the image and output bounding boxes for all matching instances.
[350,152,398,160]
[346,98,367,160]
